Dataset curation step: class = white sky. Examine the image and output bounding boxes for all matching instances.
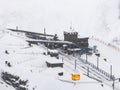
[0,0,120,39]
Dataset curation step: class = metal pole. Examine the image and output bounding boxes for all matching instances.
[95,53,100,69]
[75,60,77,70]
[87,67,89,76]
[44,28,46,39]
[97,56,99,69]
[113,79,115,90]
[46,43,48,54]
[86,53,87,63]
[110,65,112,77]
[110,65,115,90]
[118,0,120,19]
[62,57,63,63]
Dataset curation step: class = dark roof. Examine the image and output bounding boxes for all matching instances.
[78,37,89,40]
[7,28,55,37]
[26,39,74,44]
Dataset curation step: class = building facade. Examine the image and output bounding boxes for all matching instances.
[64,31,89,48]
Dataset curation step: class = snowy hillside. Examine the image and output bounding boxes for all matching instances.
[0,28,120,90]
[0,0,120,90]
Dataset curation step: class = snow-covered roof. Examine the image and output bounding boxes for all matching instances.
[67,48,81,51]
[46,58,63,64]
[48,49,58,53]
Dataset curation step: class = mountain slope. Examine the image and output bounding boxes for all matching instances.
[0,29,117,90]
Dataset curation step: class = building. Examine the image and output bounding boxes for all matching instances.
[77,37,89,48]
[64,31,89,48]
[64,31,78,44]
[46,61,63,68]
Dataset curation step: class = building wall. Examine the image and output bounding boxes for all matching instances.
[64,31,78,43]
[64,31,89,48]
[77,38,89,48]
[79,38,89,48]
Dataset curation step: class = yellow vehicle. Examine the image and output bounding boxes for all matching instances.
[71,74,80,81]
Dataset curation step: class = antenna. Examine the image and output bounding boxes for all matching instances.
[44,27,46,35]
[70,21,74,32]
[44,27,46,39]
[70,21,72,30]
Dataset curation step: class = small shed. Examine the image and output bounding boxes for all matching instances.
[46,59,63,68]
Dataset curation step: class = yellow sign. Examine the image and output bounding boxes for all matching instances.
[71,74,80,81]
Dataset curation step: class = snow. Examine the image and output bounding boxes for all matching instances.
[48,49,58,53]
[27,39,73,44]
[89,38,120,77]
[0,31,117,90]
[0,0,118,38]
[0,0,120,90]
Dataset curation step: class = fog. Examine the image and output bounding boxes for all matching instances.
[0,0,119,39]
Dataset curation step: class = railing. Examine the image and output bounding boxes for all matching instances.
[79,57,115,81]
[67,55,115,81]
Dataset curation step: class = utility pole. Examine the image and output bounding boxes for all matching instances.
[110,65,112,78]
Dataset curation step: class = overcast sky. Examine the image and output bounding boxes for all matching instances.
[0,0,120,39]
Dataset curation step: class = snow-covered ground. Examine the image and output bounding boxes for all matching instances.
[0,0,120,90]
[0,28,120,90]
